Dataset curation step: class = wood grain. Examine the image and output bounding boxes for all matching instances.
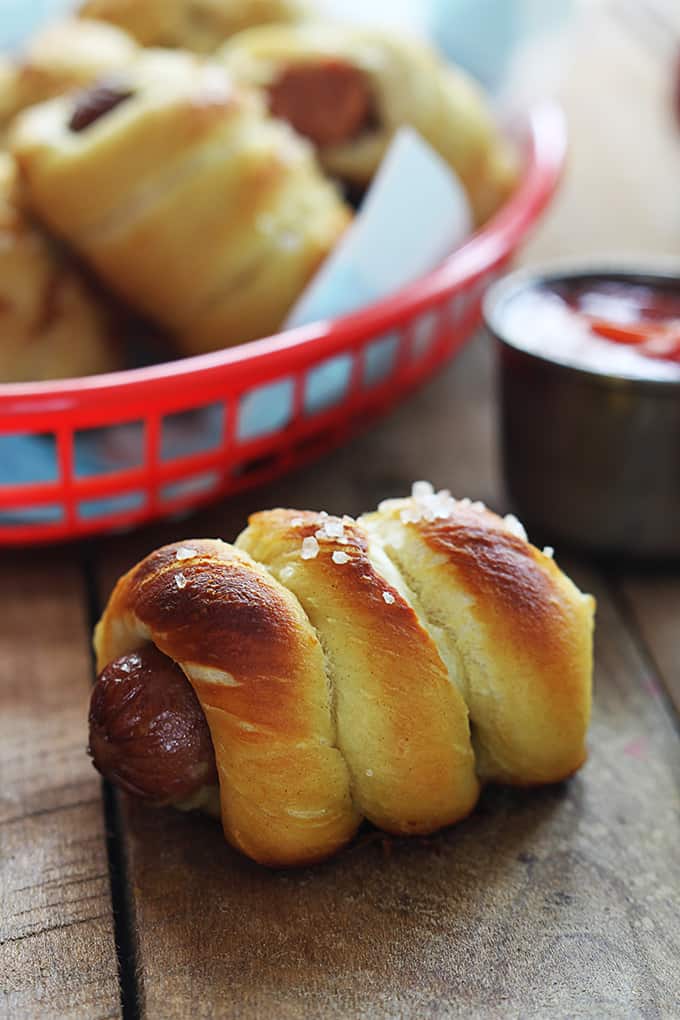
[0,551,121,1020]
[95,336,680,1018]
[116,569,680,1019]
[616,574,680,718]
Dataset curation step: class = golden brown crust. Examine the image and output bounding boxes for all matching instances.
[418,510,579,678]
[94,539,359,866]
[0,19,138,135]
[130,544,319,735]
[79,0,186,47]
[0,152,120,383]
[93,491,594,866]
[0,56,19,138]
[10,51,350,354]
[79,0,306,52]
[363,497,595,786]
[236,510,480,836]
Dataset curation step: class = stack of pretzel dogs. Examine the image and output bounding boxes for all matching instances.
[0,0,517,380]
[90,484,595,867]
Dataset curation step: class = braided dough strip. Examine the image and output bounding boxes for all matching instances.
[237,511,480,837]
[94,539,359,867]
[363,500,595,785]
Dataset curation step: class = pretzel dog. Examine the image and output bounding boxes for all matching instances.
[90,485,595,867]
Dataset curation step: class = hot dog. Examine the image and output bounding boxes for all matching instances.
[267,59,374,148]
[88,644,217,803]
[221,24,520,224]
[69,79,134,132]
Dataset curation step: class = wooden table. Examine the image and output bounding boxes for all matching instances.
[2,5,680,1018]
[3,330,679,1019]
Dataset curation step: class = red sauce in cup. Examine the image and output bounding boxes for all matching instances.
[555,280,680,362]
[499,273,680,382]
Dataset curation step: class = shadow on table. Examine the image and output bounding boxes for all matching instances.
[117,776,603,1015]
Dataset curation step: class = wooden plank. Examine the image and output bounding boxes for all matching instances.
[616,574,680,719]
[94,337,680,1018]
[118,566,680,1019]
[0,550,121,1020]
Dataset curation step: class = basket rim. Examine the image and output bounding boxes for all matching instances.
[0,102,566,408]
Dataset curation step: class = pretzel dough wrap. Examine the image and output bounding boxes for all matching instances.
[10,51,350,354]
[362,494,595,785]
[221,23,518,223]
[78,0,306,52]
[93,539,360,867]
[78,0,186,48]
[1,19,138,133]
[0,153,119,382]
[236,511,480,836]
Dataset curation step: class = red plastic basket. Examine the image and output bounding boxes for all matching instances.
[0,104,566,546]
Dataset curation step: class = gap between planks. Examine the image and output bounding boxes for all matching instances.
[80,547,143,1020]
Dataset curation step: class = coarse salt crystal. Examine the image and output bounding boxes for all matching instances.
[280,565,295,580]
[504,514,528,541]
[316,517,349,545]
[176,546,197,561]
[382,591,396,605]
[319,511,328,518]
[400,506,422,524]
[301,536,319,560]
[324,519,345,539]
[398,480,460,525]
[291,517,304,527]
[332,551,350,565]
[412,480,435,500]
[543,546,555,559]
[470,501,486,512]
[434,495,456,519]
[175,572,187,590]
[365,769,374,777]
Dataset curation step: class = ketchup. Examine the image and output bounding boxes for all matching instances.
[496,273,680,383]
[555,280,680,363]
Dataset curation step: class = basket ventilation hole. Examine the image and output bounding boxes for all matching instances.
[0,432,58,486]
[364,332,399,387]
[78,491,145,521]
[305,354,353,416]
[411,311,439,360]
[160,403,225,462]
[238,379,294,441]
[74,421,144,478]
